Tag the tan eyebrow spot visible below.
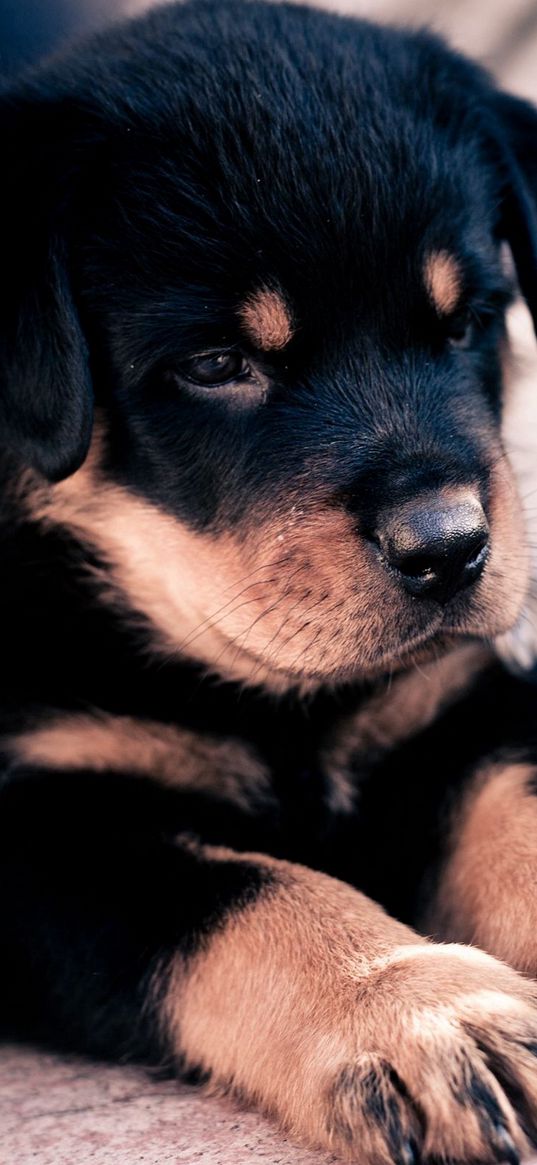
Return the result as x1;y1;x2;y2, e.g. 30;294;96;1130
424;251;461;316
238;287;293;351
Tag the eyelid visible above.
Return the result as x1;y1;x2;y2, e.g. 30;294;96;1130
444;287;513;335
163;351;270;404
181;349;250;386
187;346;237;360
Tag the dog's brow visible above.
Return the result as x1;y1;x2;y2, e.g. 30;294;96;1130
238;288;294;351
424;251;461;315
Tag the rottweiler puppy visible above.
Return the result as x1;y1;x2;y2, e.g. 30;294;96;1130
3;1;537;1160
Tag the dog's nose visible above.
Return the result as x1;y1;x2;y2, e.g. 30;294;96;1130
376;492;490;603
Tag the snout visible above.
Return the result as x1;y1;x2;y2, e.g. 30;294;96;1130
376;491;490;604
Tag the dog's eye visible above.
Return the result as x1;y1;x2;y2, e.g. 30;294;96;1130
160;349;268;405
180;350;250;387
446;311;473;350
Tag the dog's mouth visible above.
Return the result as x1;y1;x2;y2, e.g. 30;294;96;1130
206;606;473;691
352;626;456;679
204;455;527;690
197;542;526;690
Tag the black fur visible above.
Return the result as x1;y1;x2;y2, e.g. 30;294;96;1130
3;0;537;1148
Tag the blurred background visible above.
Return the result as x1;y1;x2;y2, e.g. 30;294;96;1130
1;0;537;101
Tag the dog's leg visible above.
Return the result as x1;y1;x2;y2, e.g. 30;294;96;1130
427;760;537;975
4;767;537;1162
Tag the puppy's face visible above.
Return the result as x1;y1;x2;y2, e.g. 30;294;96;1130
3;2;537;690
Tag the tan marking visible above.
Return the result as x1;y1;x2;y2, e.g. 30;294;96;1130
162;843;537;1160
428;762;537;974
238;287;293;351
21;413;527;693
9;714;269;811
424;251;461;315
323;643;491;795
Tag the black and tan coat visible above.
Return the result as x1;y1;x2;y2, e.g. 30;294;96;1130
3;2;537;1161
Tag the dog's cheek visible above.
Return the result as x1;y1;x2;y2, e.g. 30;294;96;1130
217;505;381;678
27;439;428;687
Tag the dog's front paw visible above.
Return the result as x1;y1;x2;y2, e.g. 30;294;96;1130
170;860;537;1163
315;944;537;1164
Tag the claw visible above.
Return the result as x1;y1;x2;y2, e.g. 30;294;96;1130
396;1136;420;1165
493;1123;520;1165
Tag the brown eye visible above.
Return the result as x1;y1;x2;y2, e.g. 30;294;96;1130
446;310;474;350
181;350;250;387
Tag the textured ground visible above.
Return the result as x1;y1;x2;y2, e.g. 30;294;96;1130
4;0;537;1162
1;1044;339;1165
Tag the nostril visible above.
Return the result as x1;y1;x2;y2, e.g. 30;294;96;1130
394;537;489;598
464;536;490;573
395;529;488;579
396;553;443;583
461;537;490;580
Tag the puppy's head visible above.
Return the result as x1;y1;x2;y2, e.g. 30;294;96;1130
3;0;537;690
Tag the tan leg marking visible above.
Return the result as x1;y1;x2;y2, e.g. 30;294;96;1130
429;762;537;974
424;250;461;315
163;846;537;1162
238;287;294;351
8;714;269;810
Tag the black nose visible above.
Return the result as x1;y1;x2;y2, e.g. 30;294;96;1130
376;492;490;603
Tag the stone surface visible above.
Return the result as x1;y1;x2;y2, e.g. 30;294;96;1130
0;1044;339;1165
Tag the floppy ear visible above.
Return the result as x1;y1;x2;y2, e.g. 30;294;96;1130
492;92;537;337
0;95;94;481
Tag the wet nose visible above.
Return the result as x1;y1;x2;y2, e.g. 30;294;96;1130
376;491;490;603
